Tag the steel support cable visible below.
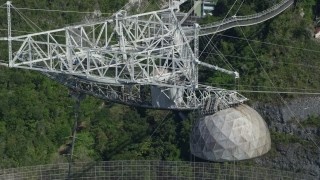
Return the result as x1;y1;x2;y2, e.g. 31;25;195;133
201;35;221;60
229;0;243;104
9;5;33;30
202;35;235;71
234;0;245;17
114;0;140;14
206;82;320;92
4;30;309;63
199;35;217;65
191;108;197;163
206;82;320;94
199;0;239;58
16;7;43;32
232;0;244;89
2;2;151;40
125;0;147;13
13;6;43;32
1;2;118;39
13;10;40;34
139;0;160;13
153;0;162;10
12;7;56;48
140;1;152;13
230;4;241;163
237;90;320;95
149;111;171;138
200;32;230;68
199;35;220;64
0;28;30;34
201;35;236;75
216;34;320;54
201;51;320;69
0;6;114;15
0;29;71;39
11;5;105;58
237;24;320;150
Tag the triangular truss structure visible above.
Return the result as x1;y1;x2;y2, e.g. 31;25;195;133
1;0;294;114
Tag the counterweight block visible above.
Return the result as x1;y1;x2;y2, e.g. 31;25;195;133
190;104;271;161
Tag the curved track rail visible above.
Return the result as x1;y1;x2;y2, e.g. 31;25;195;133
199;0;294;36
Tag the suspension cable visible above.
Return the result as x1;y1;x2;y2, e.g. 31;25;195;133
199;0;239;57
202;35;235;71
13;6;43;32
0;6;114;15
237;24;320;150
216;34;320;54
201;51;320;68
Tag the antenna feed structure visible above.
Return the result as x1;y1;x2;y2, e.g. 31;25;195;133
0;0;296;163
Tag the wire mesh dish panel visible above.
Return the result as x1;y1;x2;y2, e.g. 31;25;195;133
0;160;315;180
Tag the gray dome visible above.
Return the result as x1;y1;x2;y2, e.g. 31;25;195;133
190;104;271;162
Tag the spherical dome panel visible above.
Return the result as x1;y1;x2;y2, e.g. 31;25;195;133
190;104;271;162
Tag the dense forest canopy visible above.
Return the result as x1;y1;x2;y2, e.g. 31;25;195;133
0;0;319;170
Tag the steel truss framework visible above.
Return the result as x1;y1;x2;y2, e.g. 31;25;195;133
1;0;293;114
11;9;201;86
43;72;246;115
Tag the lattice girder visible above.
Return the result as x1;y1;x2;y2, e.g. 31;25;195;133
10;9;198;88
43;72;247;115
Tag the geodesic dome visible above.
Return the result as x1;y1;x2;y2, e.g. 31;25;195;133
190;104;271;162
